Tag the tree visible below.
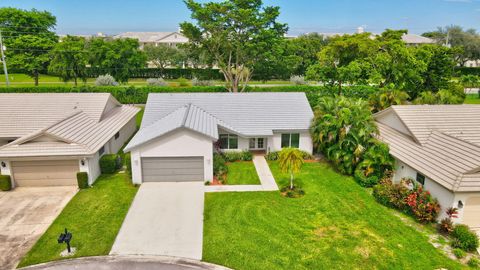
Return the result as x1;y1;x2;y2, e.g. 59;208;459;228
180;0;288;92
278;148;304;190
306;33;376;94
0;8;57;85
369;89;409;113
86;38;146;83
413;44;456;93
310;96;378;175
423;25;480;66
286;33;327;75
48;36;88;86
144;44;186;70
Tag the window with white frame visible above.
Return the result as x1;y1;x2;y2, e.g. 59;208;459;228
281;133;300;148
219;134;238;149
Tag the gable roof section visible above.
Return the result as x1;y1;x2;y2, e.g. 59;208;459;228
374;105;480;147
0;93;114;138
0;94;139;158
124;104;237;152
114;32;187;43
377;120;480;192
141;93;313;137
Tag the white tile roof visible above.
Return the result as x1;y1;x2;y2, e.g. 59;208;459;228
125;92;313;152
375;105;480;192
141;93;313;136
0;94;139;158
114;32;188;43
402;34;435;44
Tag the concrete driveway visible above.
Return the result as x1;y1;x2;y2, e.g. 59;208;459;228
0;187;77;270
110;182;204;260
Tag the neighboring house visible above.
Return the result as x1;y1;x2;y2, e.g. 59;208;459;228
375;105;480;230
0;93;139;187
114;32;189;49
401;34;435;46
124;93;314;184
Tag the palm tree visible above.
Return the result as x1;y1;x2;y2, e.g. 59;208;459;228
278;148;304;190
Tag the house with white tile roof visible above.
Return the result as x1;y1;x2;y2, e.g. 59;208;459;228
0;93;139;187
124;92;314;184
114;32;189;49
375;105;480;231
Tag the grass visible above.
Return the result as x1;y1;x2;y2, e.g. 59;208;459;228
465;94;480;104
202;161;465;270
225;161;261;185
18;173;138;268
136;107;144;128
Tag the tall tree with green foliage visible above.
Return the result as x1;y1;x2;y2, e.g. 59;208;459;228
0;8;57;85
180;0;288;92
286;33;327;76
423;25;480;66
278;148;304;190
306;33;376;94
144;44;186;70
413;44;456;93
48;36;88;86
86;38;146;83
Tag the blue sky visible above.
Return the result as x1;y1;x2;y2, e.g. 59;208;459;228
1;0;479;35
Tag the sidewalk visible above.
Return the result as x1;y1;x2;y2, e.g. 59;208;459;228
205;155;278;193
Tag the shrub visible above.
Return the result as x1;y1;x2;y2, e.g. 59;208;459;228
452;248;466;259
177;77;190;87
146;78;168;86
451;224;479;252
438;207;458;235
468;257;480;268
0;175;12;191
76;172;89;189
213;153;228;177
266;150;313;161
124;153;132;179
373;178;440;223
192;77;214;86
222;151;252;162
95;74;118;86
290;75;307;85
99;154;122;174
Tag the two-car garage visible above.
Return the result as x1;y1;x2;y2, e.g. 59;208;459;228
10;160;79;187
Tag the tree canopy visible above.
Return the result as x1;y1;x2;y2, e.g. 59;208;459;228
180;0;288;92
48;36;88;85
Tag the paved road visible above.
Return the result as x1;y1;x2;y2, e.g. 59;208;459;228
110;182;204;260
0;187;77;270
18;256;231;270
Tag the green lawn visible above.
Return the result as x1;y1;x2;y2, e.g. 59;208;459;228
202;161;464;270
18;173;138;268
465;94;480;104
226;161;261;185
136;107;144;128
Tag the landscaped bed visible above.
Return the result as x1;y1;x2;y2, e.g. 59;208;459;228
225;161;261;185
18;173;138;268
202;161;464;270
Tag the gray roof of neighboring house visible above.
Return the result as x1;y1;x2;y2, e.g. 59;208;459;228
114;32;187;43
0;93;139;158
401;34;435;44
125;92;313;151
375;105;480;192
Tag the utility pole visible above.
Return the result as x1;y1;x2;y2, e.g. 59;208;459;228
0;30;10;87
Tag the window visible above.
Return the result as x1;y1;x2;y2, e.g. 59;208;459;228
249;138;256;149
114;132;120;140
281;133;300;148
219;134;238;149
257;138;264;149
416;173;425;186
99;146;105;156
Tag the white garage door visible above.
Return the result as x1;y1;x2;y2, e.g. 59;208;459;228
463;197;480;230
142;157;204;182
12;160;79;187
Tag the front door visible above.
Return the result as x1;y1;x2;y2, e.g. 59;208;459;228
249;138;265;150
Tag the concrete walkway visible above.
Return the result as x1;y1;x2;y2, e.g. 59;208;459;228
19;255;232;270
110;182;204;260
205;155;278;193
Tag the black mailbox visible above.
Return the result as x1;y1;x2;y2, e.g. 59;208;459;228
58;228;73;253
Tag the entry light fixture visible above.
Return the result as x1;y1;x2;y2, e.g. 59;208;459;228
458;200;464;209
0;162;5;168
80;159;86;166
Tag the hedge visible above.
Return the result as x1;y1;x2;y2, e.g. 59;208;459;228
99;154;122;174
0;175;12;191
455;67;480;76
76;172;89;189
0;85;379;106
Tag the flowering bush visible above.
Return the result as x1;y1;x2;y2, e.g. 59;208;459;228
373;178;440;223
438;207;458;235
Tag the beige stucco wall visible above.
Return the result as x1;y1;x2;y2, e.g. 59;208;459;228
130;128;214;185
267;131;313;154
453;193;480;229
107;118;137;155
376;111;411;136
